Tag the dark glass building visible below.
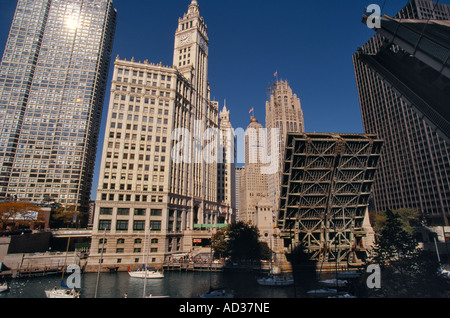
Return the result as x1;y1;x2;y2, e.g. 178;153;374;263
353;0;450;226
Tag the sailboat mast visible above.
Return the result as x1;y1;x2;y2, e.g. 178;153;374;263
61;236;71;282
143;226;152;298
95;229;107;298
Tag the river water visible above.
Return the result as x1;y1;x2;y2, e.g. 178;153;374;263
0;270;299;299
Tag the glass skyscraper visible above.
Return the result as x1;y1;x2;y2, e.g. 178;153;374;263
0;0;116;218
353;0;450;226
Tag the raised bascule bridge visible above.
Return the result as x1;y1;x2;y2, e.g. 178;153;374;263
277;133;383;269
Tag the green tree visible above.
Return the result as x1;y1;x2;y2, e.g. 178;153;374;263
370;209;449;297
226;222;261;262
50;205;80;228
373;209;418;266
211;229;227;257
258;241;272;261
0;202;44;230
212;222;269;264
374;208;421;235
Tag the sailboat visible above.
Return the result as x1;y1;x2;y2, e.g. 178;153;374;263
198;289;234;298
45;237;80;298
128;226;164;279
128;227;168;298
318;278;348;288
45;287;80;298
128;266;164;279
257;265;294;286
307;210;357;298
197;226;233;298
257;274;295;286
257;234;294;286
0;282;9;293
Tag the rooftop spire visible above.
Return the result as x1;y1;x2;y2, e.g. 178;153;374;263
187;0;200;15
189;0;199;9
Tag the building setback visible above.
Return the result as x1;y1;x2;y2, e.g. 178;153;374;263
90;0;234;269
0;0;117;219
234;167;244;221
239;117;269;225
217;104;236;220
265;80;304;213
353;0;450;226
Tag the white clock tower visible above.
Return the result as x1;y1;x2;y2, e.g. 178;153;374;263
173;0;209;92
172;1;221;227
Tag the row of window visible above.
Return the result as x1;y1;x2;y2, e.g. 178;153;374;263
99;208;163;216
100;238;159;245
112;108;169;119
100;193;165;202
98;219;162;232
117;68;172;82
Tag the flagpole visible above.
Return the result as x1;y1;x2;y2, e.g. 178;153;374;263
249;107;255;118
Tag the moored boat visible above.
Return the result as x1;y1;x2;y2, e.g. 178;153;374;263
45;288;80;298
257;275;294;286
0;282;9;293
319;278;348;287
128;267;164;279
336;270;361;279
306;288;338;298
438;264;450;278
198;289;234;298
145;294;170;298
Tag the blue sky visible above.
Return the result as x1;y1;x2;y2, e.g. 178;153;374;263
1;0;449;199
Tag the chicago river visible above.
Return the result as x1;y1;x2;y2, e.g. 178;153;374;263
0;271;297;298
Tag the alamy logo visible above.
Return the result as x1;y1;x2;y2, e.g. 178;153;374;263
366;264;381;289
170;121;280;175
366;4;381;29
66;264;81;289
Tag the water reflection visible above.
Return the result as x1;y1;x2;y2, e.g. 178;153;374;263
0;271;297;298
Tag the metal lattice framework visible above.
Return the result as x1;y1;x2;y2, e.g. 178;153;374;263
277;133;383;265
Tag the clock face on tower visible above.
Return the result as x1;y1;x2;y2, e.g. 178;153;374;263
180;33;191;45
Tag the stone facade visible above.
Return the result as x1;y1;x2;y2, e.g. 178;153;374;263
89;0;232;270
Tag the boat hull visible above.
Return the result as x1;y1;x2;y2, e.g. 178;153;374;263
45;289;80;298
257;277;294;286
319;279;348;287
306;289;338;298
128;271;164;279
198;290;234;298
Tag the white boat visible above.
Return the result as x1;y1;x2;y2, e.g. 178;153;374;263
198;289;234;298
145;294;170;298
257;275;294;286
45;288;80;298
306;288;339;298
45;237;82;298
328;293;357;298
438;264;450;278
0;283;9;293
128;268;164;279
319;278;348;287
336;270;361;279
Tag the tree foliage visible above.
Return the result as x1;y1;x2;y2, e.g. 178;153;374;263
0;202;44;230
372;209;419;266
373;208;421;235
212;222;270;263
50;205;80;228
369;209;450;297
